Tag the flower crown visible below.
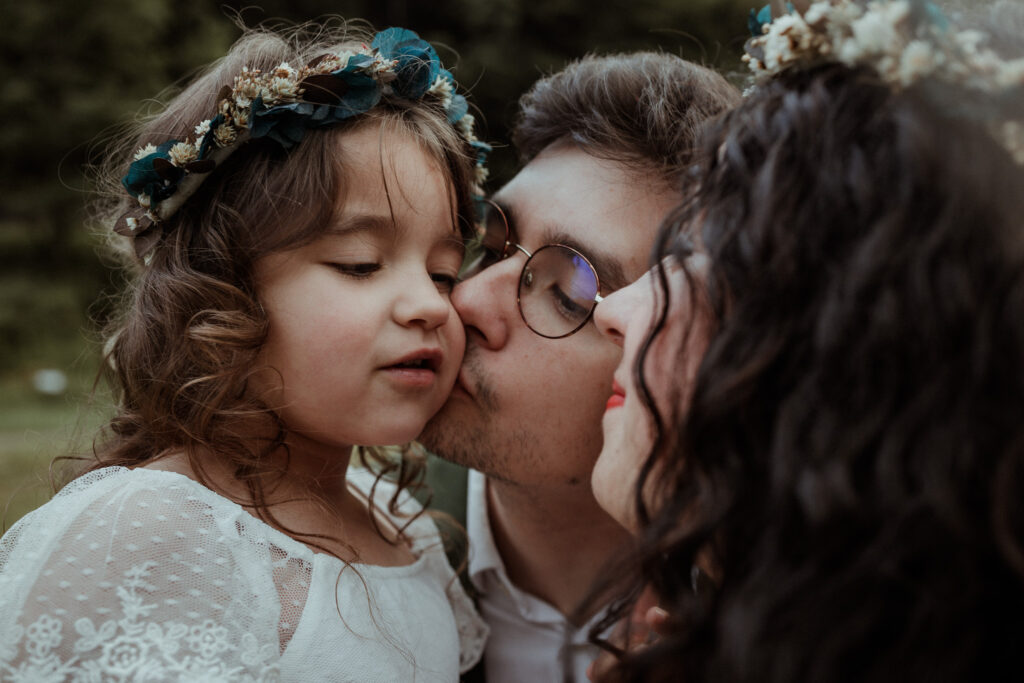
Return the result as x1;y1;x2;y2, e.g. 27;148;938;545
744;0;1024;163
116;27;491;258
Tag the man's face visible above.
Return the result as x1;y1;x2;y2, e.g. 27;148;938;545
420;143;679;490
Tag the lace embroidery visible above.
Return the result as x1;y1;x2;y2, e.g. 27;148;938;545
1;561;279;682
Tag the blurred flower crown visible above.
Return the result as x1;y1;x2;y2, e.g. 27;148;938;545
116;27;491;259
744;0;1024;163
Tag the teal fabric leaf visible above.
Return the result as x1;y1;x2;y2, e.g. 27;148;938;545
373;27;440;99
749;5;773;36
447;94;469;124
122;140;182;201
470;139;491;165
249;98;314;148
324;69;382;119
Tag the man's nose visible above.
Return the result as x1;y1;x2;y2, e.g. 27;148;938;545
452;256;524;350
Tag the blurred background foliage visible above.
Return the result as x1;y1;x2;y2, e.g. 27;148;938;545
0;0;749;527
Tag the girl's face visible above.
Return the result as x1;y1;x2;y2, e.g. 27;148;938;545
592;255;710;531
252;124;466;455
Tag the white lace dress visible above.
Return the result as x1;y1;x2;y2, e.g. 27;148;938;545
0;466;487;682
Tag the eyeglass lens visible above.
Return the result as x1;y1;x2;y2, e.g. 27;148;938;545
518;246;600;338
461;201;601;339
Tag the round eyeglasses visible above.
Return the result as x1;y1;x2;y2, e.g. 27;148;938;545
460;200;603;339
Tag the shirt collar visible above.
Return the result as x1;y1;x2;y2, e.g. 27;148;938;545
466;468;505;585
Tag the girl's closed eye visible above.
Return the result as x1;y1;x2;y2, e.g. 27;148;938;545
330;262;381;278
431;271;458;294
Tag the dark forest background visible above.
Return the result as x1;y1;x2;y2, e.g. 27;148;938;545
0;0;750;523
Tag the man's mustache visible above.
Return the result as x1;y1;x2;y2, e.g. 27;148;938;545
460;344;498;412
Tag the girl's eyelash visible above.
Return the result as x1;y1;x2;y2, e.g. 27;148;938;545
432;273;458;293
331;263;380;277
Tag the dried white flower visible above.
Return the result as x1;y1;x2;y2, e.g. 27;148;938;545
898;40;940;85
168;142;198;167
761;15;811;70
213;123;237;148
803;2;831;26
849;10;902;58
268;76;300;101
133;144;158;161
996;58;1024;90
457;113;477;141
272;62;297;80
372;56;400;82
428;75;454;109
194;120;212;138
474;163;489;186
233;68;264;109
233;108;250;129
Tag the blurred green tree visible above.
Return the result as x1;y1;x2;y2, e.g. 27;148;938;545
0;0;748;373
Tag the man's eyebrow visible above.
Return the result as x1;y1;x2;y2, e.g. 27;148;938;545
492;198;629;292
546;229;629;293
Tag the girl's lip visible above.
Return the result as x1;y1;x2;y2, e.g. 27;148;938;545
380;348;443;388
386;348;443;372
384;366;437;388
606;380;626;411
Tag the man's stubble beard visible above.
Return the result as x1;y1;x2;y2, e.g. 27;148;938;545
420;347;537;483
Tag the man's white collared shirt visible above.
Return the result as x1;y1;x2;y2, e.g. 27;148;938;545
466;469;606;683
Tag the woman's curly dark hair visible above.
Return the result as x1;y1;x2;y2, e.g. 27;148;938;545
591;62;1024;682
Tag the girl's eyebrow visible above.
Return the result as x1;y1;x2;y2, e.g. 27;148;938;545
327;213;465;255
324;214;396;237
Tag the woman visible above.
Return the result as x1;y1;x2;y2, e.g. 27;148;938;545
586;1;1024;681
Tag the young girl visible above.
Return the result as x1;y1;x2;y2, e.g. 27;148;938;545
0;21;489;681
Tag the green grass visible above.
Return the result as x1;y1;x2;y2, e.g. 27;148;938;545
0;364;110;531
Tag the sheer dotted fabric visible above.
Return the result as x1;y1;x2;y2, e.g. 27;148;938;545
0;467;487;682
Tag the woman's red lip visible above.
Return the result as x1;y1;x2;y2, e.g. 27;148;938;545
606;380;626;411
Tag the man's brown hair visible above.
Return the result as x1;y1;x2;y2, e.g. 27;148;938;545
513;52;741;189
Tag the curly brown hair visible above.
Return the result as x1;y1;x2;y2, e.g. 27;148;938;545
80;22;479;551
591;61;1024;682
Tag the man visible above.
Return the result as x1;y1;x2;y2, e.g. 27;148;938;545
420;52;740;682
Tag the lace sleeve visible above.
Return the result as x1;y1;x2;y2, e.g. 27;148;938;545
0;468;283;682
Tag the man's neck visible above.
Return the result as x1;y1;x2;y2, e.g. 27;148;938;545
486;477;632;624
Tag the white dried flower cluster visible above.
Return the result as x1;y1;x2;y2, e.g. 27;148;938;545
427;74;455;109
167;142;198;166
747;0;1024;90
133;144;158;161
745;0;1024;161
